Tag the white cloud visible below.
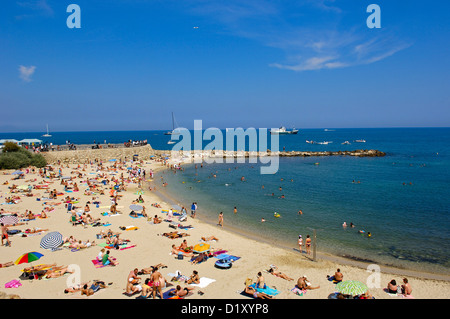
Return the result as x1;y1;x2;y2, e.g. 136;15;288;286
181;0;411;72
19;65;36;82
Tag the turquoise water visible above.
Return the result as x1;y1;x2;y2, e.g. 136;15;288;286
2;127;449;274
154;128;450;275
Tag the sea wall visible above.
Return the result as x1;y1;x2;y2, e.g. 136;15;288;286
41;144;156;164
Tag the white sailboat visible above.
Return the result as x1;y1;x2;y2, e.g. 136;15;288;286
42;124;52;137
164;112;180;136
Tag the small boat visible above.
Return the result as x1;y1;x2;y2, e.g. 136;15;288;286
354;139;366;143
270;126;299;135
316;141;333;145
342;141;351;145
306;140;315;144
167;140;176;145
42;124;52;137
164;112;180;135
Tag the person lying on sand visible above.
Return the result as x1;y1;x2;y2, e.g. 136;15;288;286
171;245;193;257
0;261;14;268
201;236;219;241
64;282;91;294
244;285;273;299
161;231;190;239
44;266;75;279
23;263;57;273
138;263;167;275
174;285;195;297
81;280;109;296
268;266;294;281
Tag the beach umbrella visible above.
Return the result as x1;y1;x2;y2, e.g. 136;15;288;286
193;243;210;254
109;159;117;162
12;170;24;175
129;204;143;211
0;215;19;225
40;232;63;250
135;190;144;195
335;280;368;296
14;252;44;265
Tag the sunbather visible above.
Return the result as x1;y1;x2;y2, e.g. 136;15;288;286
244;285;273;299
191;253;208;265
268;266;293;281
201;236;219;241
44;266;74;279
174;285;195;297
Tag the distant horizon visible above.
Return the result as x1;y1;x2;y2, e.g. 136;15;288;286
1;126;450;135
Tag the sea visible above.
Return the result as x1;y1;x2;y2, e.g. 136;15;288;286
1;127;449;275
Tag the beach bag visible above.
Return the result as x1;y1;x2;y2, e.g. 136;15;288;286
177;252;184;260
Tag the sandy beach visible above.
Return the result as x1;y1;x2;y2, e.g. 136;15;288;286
0;148;449;300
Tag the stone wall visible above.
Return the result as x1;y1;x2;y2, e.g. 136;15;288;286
41;144;157;164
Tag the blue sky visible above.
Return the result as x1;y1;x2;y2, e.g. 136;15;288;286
0;0;449;132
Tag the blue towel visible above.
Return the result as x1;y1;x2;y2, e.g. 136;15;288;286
214;254;241;262
250;283;280;296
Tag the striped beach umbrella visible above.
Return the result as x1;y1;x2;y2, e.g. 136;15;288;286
336;280;368;296
0;215;19;225
15;252;44;265
40;232;63;250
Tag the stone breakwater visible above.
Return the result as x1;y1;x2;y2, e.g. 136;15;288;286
41;144;385;164
42;144;156;164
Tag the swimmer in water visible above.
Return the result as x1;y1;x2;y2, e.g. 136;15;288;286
261;218;266;223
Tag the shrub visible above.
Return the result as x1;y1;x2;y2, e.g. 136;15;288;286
0;147;47;169
2;141;20;153
0;152;31;169
30;154;47;168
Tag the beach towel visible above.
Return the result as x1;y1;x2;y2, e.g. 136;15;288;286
291;287;307;296
249;283;280;296
91;257;117;268
189;277;216;289
212;250;228;256
5;279;22;288
98;242;136;251
120;226;138;231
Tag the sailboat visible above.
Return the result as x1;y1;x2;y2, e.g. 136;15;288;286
42;124;52;137
164;112;180;136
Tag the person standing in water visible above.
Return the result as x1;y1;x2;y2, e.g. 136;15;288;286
218;212;224;227
298;235;303;253
305;235;312;256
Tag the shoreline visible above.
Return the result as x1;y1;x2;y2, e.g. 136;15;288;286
41;144;450;282
150;171;450;282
